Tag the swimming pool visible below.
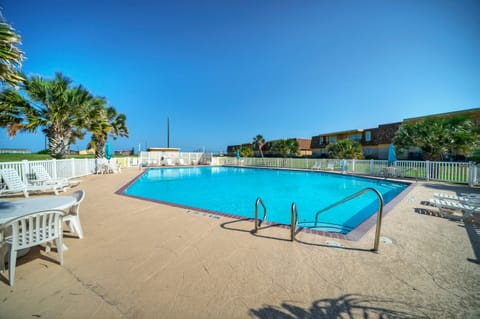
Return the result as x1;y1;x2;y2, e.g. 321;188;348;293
123;166;409;235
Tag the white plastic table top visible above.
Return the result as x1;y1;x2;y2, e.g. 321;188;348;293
0;195;76;225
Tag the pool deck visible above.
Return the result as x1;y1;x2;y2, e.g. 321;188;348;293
1;167;479;318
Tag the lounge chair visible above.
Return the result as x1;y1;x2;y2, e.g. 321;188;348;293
433;192;480;204
0;168;61;198
311;161;321;170
327;161;335;170
31;165;81;190
429;198;480;220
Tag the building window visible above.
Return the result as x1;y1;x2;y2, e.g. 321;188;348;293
365;131;371;142
349;134;361;142
365;148;372;155
328;136;336;143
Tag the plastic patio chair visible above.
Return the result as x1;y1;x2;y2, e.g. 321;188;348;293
1;209;65;286
63;190;86;239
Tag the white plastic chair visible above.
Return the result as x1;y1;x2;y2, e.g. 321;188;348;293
63;190;85;239
31;165;81;189
1;210;65;286
0;168;60;198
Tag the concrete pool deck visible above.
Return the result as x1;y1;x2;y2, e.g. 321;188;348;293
0;167;479;318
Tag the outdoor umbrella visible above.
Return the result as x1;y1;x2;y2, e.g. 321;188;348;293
388;144;397;165
105;142;112;160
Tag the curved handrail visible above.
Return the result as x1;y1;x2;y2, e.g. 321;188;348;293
254;197;267;233
314;187;384;252
291;202;298;241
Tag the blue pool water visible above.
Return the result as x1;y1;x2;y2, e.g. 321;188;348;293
123;166;408;234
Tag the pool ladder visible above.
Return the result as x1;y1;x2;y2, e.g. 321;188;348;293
314;187;384;252
254;187;385;251
254;197;298;241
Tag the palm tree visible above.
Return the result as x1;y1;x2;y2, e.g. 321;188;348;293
326;139;364;159
0;20;25;87
0;72;94;158
272;139;299;158
393;116;479;160
87;98;128;158
252;134;266;158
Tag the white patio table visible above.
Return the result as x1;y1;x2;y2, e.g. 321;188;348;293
0;195;76;261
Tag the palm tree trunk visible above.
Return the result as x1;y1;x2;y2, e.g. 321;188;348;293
47;127;72;159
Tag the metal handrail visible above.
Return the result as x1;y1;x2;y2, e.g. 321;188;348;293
291;202;298;241
314;187;384;252
254;197;267;233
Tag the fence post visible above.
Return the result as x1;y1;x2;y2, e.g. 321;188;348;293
425;160;430;181
51;159;57;179
370;159;374;174
468;162;476;187
352;159;356;173
21;160;29;182
71;158;76;177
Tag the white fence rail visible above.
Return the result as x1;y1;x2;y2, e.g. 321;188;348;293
139;152;212;166
0;157;139;184
217;157;480;186
1;156;478;186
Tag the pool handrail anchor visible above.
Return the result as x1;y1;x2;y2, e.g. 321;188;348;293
314;187;384;252
254;197;267;233
290;202;299;241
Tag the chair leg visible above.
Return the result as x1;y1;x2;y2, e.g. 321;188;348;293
70;217;84;239
8;248;17;286
0;243;7;273
55;237;64;266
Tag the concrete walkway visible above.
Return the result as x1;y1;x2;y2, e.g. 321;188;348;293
1;167;479;319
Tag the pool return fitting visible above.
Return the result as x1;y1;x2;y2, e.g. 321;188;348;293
253;187;385;252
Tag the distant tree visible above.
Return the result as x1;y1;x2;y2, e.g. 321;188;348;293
252;134;266;158
327;139;364;159
0;72;94;159
0;19;25;87
272;139;299;158
393;116;479;161
239;145;253;157
86;97;128;158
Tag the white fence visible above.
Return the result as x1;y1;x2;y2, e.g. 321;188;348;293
139;152;212;166
0;157;139;184
217;157;480;186
1;155;478;186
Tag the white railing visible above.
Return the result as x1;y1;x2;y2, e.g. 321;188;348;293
218;157;479;186
139;152;211;166
2;156;478;186
0;157;139;184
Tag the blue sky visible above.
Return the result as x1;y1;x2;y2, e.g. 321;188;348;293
1;0;479;153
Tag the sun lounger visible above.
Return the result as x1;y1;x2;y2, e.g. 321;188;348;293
31;165;81;189
311;161;321;170
429;198;480;221
433;193;480;205
0;168;61;198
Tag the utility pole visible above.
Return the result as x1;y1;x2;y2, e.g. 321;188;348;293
167;116;170;148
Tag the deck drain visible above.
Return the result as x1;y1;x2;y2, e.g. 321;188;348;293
380;236;393;244
325;240;343;248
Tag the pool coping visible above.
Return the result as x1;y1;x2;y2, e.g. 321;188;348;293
116;165;415;241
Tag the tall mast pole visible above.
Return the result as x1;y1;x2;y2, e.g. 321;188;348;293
167;116;170;148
